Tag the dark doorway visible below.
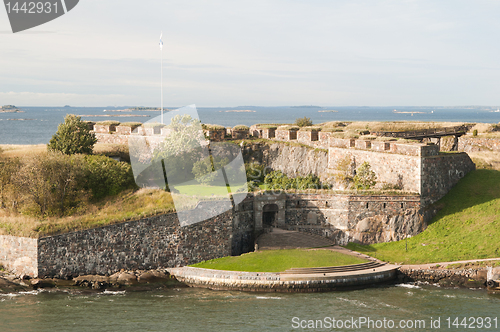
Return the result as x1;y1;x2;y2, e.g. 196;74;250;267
262;204;279;228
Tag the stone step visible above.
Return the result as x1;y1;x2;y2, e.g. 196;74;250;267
282;261;385;275
256;228;335;250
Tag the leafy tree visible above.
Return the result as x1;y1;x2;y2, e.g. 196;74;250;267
48;114;97;155
150;114;206;186
294;117;313;127
353;162;377;190
192;156;229;185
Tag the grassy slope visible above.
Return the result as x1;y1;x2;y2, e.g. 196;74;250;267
0;189;187;237
346;169;500;264
190;249;368;272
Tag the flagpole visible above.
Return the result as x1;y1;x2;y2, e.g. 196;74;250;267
160;32;163;124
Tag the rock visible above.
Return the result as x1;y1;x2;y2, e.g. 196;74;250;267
116;272;138;286
30;278;56;289
137;271;170;284
73;275;111;289
0;277;29;293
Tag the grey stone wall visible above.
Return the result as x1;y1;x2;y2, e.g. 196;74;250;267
458;137;500;153
282;193;427;245
0;235;38;277
328;146;422;192
37;208;233;278
232;197;255;255
421;153;475;204
242;142;330;181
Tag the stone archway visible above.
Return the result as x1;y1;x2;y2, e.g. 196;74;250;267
262;204;279;228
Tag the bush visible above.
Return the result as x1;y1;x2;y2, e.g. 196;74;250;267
353;162;377;190
233;125;249;131
48;114;97;155
245;162;267;183
264;170;321;190
0;156;20;209
82;155;137;200
13;152;87;216
294;117;313;127
333;156;354;189
473;129;478;136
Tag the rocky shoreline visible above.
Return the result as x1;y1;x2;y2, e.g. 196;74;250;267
398;261;500;292
2;261;500;294
0;269;183;294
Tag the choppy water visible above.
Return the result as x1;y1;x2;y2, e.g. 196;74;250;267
1;106;499;145
1;283;499;331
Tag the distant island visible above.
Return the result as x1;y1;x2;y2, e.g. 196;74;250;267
79;114;151;118
0;105;24;113
220;110;256;113
104;107;167;112
291;105;322;108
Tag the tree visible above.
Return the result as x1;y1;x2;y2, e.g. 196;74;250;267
48;114;97;155
294;116;313;127
353;162;377;190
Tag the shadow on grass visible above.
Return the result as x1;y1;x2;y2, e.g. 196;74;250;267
345;169;500;262
426;169;500;226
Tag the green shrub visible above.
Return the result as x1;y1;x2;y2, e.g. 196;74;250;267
264;170;321;190
245;162;266;183
353;162;377;190
333;155;354;189
82;155;137;200
294;117;313;127
48;114;97;155
473;129;478;136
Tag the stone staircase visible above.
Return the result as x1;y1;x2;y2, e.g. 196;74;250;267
256;228;335;250
281;261;385;275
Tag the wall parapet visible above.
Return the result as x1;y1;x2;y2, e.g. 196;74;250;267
328;137;439;156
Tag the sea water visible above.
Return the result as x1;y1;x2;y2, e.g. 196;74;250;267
0;284;499;331
1;106;499;145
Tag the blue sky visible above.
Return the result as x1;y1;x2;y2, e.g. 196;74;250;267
1;0;500;107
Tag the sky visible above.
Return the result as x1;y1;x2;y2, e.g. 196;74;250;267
1;0;500;107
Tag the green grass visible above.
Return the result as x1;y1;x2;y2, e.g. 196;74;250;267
346;169;500;264
190;249;368;272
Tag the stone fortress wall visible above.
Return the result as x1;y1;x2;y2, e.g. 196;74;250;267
0;122;479;278
0;191;429;278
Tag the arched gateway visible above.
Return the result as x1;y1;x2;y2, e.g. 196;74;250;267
262;203;279;228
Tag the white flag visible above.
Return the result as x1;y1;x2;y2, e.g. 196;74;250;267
159;32;163;50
